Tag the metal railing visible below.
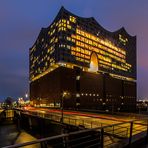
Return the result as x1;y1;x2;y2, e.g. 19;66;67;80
3;127;102;148
18;109;108;129
3;118;148;148
3;109;147;148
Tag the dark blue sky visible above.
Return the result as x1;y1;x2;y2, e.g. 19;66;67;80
0;0;148;101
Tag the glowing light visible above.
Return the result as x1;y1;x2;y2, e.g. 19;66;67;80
89;52;98;72
25;93;28;98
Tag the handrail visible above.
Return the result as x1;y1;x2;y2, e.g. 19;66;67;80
3;118;146;148
5;108;147;148
3;133;66;148
0;119;125;148
3;127;101;148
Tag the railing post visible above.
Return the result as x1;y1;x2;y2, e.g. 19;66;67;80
61;129;68;148
63;135;69;148
40;141;48;148
17;112;21;132
129;121;133;147
100;128;104;148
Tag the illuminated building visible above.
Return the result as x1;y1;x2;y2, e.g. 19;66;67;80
30;7;136;112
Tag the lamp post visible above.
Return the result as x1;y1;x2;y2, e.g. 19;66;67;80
60;91;71;123
61;92;67;123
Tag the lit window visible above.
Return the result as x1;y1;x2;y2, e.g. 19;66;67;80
76;76;80;80
69;16;76;23
76;93;80;97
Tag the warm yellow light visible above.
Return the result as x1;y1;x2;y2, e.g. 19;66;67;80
89;52;98;72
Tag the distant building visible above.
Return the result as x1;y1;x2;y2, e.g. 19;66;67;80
29;7;136;112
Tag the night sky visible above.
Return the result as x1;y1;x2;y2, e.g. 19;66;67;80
0;0;148;101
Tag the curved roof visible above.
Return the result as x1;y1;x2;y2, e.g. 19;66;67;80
30;6;136;49
60;6;135;38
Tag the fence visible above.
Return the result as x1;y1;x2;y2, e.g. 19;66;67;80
3;109;148;148
17;109;110;129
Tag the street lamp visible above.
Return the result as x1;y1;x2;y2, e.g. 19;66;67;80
61;92;66;123
25;93;28;98
60;91;71;123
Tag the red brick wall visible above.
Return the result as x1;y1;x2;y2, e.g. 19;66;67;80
30;67;136;112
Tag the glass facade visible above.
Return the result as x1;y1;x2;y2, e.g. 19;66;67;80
30;7;136;82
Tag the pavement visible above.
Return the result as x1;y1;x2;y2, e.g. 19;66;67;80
0;121;40;148
14;131;40;148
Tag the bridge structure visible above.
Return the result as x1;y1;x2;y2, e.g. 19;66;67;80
1;108;148;148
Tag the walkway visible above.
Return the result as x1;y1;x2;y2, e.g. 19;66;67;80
0;121;39;148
